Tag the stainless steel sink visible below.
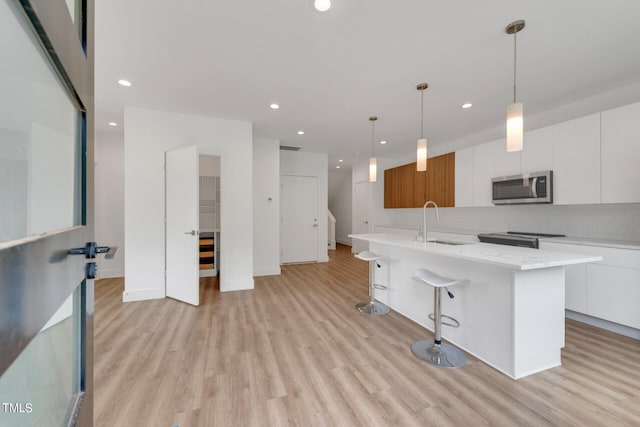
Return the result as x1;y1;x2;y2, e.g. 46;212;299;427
431;239;470;246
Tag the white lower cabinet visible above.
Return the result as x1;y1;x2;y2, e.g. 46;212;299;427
564;263;587;313
587;264;640;329
541;241;640;329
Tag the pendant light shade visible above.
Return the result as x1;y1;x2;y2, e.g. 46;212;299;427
506;20;525;152
369;116;378;183
507;102;523;152
416;83;428;171
369;157;377;182
314;0;331;12
417;138;427;171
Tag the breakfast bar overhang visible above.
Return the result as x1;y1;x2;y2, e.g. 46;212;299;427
349;233;602;379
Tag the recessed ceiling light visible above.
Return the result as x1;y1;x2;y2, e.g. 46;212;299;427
338;159;343;162
108;122;118;126
297;131;304;135
314;0;331;12
336;165;341;169
461;103;473;109
380;140;387;145
270;103;280;110
117;79;132;87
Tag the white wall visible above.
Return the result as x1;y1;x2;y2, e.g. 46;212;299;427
95;131;125;277
280;150;329;262
328;171;352;246
124;107;253;301
253;137;280;276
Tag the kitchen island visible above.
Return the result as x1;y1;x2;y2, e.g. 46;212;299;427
349;233;602;379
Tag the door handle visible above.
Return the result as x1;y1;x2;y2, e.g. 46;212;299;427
364;221;368;224
312;224;319;227
184;230;199;235
69;242;117;259
68;242;119;279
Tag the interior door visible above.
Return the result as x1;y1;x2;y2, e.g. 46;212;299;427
281;175;319;263
0;0;95;426
353;181;371;253
165;146;200;306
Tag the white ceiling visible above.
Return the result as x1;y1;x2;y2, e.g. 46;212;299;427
95;0;640;171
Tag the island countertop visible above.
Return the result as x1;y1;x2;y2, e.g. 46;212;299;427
349;233;602;271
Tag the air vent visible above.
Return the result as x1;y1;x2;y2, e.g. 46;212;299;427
279;145;301;151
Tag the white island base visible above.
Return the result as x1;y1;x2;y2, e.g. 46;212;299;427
350;234;601;379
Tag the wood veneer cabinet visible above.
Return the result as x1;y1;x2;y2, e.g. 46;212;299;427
384;152;455;208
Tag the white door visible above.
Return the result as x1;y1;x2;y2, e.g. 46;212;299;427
166;146;199;306
353;181;371;253
0;1;96;424
281;175;318;263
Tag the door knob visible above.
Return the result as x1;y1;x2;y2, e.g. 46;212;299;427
312;224;318;227
184;230;198;235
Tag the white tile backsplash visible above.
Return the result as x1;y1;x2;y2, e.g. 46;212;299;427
377;203;640;242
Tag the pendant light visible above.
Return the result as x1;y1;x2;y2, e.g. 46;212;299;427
416;83;428;171
506;20;525;152
369;116;378;182
314;0;331;12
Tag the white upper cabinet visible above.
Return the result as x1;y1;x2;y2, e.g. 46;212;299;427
472;141;495;206
492;138;521;177
454;146;473;207
521;126;553;173
552;114;601;205
601;101;640;203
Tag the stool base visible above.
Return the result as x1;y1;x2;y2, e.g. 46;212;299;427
355;301;390;316
411;340;466;368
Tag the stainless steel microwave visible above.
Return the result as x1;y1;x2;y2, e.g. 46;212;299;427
492;171;553;205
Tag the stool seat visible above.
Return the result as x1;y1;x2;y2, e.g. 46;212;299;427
411;268;467;369
354;250;383;262
354;250;390;316
412;268;467;288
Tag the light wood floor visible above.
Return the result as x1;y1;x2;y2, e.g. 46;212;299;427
95;244;640;427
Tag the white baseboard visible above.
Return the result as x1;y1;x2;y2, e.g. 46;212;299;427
122;287;165;302
318;255;329;263
97;268;124;279
220;277;254;292
336;238;352;246
565;310;640;339
254;267;281;276
199;269;217;277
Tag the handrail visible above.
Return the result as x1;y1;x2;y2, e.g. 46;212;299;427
328;209;336;250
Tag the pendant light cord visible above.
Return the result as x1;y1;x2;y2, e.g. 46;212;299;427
513;31;517;103
420;89;424;138
371;120;375;157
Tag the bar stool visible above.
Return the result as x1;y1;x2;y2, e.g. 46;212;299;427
354;250;390;316
411;268;467;368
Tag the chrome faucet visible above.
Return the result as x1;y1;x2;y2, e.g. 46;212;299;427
419;200;439;244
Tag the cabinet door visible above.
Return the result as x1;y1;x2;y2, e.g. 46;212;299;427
540;242;587;313
384;167;401;208
414;168;427;207
587;264;640;329
601;101;640;203
472;141;495;206
399;163;416;208
455;147;473;207
426;152;455;207
521;126;553;173
493;138;521;177
552;114;601;205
